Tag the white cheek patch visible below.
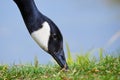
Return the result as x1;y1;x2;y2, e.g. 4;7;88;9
31;21;50;51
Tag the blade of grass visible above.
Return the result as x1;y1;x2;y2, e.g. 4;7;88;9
65;42;74;65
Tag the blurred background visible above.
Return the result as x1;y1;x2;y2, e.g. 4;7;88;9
0;0;120;65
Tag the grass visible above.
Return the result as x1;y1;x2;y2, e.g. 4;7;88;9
0;45;120;80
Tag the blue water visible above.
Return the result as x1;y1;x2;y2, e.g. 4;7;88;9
0;0;120;65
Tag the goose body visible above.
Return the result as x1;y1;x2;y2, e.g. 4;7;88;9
13;0;68;69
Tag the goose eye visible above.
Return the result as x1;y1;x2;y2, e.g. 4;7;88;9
52;33;57;40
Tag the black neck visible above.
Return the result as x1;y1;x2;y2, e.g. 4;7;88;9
14;0;43;33
15;1;40;27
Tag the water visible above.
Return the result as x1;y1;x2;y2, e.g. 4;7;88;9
0;0;120;64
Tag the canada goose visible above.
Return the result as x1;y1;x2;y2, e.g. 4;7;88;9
13;0;68;70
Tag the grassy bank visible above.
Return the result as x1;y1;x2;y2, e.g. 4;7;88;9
0;47;120;80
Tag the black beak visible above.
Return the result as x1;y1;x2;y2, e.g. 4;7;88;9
51;49;68;70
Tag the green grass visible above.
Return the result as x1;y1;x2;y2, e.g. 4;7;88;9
0;46;120;80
